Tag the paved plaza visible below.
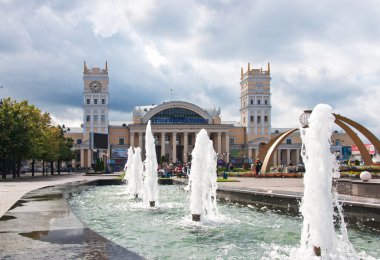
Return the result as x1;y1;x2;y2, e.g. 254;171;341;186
0;173;117;217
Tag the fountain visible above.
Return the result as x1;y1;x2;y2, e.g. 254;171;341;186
123;147;134;182
295;104;358;258
67;109;379;259
126;147;144;198
143;120;159;207
187;129;218;221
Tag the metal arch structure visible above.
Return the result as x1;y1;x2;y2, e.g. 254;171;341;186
260;113;380;173
258;133;283;162
261;128;299;174
333;114;380;156
334;118;372;165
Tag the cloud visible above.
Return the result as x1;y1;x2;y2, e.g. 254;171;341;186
0;0;380;138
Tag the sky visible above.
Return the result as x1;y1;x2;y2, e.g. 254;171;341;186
1;0;380;136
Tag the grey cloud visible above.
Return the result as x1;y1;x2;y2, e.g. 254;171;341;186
1;0;380;137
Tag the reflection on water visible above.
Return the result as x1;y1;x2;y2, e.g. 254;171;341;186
20;228;85;244
0;215;16;221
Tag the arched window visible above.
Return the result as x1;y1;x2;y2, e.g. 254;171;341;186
150;108;208;125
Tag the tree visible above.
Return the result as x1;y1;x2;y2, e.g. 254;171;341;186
0;98;43;178
56;126;75;174
0;98;75;179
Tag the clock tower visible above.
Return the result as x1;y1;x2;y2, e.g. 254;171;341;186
240;62;272;142
83;61;109;134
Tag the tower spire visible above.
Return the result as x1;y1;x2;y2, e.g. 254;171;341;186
248;62;251;72
83;61;87;73
267;62;270;73
241;67;243;79
105;61;108;72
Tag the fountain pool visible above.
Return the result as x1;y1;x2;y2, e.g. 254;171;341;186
67;185;379;259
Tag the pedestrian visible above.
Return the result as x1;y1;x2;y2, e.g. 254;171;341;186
255;157;262;177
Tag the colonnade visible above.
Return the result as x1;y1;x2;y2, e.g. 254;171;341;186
248;147;302;166
130;130;230;163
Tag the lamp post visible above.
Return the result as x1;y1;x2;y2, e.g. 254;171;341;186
299;110;312;128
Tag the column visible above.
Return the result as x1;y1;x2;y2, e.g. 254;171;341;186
87;149;92;167
80;149;85;167
90;109;94;133
261;110;265;135
273;150;277;166
172;132;177;163
225;133;230;163
296;149;300;165
161;132;166;159
183;132;188;163
248;148;252;161
277;149;282;165
217;132;222;155
254;110;258;134
130;132;135;147
247;111;250;133
286;149;290;166
138;132;143;148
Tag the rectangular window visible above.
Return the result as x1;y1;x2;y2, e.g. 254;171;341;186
102;99;105;104
101;115;105;121
257;99;261;105
76;139;82;144
264;100;268;105
229;138;235;145
94;99;98;104
335;139;341;146
119;138;125;145
86;99;90;104
286;138;292;144
86;115;90;122
257;116;261;123
94;115;98;121
264;116;268;122
250;100;253;105
250;116;254;122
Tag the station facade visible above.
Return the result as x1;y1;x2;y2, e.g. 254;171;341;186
66;62;355;170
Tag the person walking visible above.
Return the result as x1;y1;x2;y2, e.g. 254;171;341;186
255;157;262;177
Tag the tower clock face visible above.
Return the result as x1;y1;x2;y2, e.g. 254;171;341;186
89;81;102;93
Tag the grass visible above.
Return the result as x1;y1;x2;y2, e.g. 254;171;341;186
217;178;240;182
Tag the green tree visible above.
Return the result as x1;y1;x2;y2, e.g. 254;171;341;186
56;125;75;174
0;98;46;178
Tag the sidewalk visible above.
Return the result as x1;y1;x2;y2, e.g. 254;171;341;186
0;172;118;217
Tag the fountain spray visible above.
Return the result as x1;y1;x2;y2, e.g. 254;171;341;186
297;104;358;259
143;120;159;207
188;129;218;221
126;147;144;198
123;147;134;183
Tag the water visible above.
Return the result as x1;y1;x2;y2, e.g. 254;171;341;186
67;185;380;259
296;104;361;259
123;147;134;182
126;147;144;198
187;129;218;221
143;120;159;206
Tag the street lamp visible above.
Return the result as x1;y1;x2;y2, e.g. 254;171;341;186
299;110;312;128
